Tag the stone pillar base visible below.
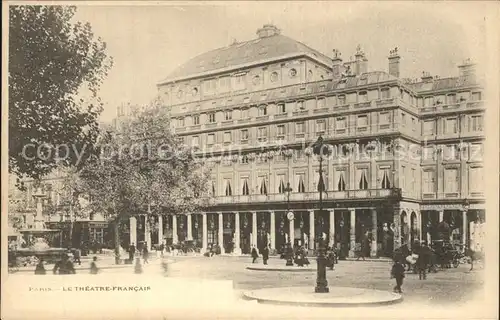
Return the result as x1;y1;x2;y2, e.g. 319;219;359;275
233;248;242;255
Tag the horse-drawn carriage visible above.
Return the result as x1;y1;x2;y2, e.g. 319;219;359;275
430;240;465;269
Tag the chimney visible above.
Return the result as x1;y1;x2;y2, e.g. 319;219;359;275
354;45;368;74
458;58;476;82
421;71;433;83
256;24;281;38
331;49;343;79
388;47;400;78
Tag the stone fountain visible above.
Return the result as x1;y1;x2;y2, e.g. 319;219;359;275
15;188;67;264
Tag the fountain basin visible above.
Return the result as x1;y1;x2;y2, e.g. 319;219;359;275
13;248;68;265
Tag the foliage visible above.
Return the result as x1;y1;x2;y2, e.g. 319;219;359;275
71;99;213;256
9;5;113;183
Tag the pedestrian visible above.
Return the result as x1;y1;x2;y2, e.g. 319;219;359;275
73;248;81;265
262;245;269;265
34;259;46;275
251;246;259;263
129;242;136;263
391;259;405;293
53;254;76;275
416;242;430;280
355;242;365;261
143;245;149;264
159;243;165;258
90;256;99;274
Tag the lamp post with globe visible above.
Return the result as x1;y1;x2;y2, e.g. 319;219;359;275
284;182;294;266
313;136;331;293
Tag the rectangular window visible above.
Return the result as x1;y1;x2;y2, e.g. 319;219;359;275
277;125;285;137
335;170;347;191
315;120;326;134
257;127;267;141
241;177;250;195
422;146;435;161
192;136;200;147
471;115;484;131
357;115;368;127
471;92;482;101
336;117;346;129
295;122;305;134
401;113;406;126
447;94;456;104
444;145;460;161
203;79;217;95
411;117;416;131
411;168;416;192
224;179;233;196
445;118;458;134
258;105;267;116
207;134;215;146
295;173;306;193
240;129;249;142
297;101;305;110
422;170;435;193
193;115;200;125
380;88;390;99
223;132;231;143
356;168;369;190
337;95;346;105
277;174;286;193
444;168;459;193
241;108;249;119
177;118;185;127
358;91;368;102
424;96;433;107
469;167;484;193
379;112;390;124
423;120;435;135
224;110;232;121
219;77;231;93
277;103;286;114
232;74;246;91
317;98;326;108
208;113;216;123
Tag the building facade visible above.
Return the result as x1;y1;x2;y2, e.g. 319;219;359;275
147;25;485;257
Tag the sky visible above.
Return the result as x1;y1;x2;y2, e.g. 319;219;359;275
72;2;492;123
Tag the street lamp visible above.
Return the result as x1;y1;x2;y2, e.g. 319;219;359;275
284;182;294;266
313;135;330;293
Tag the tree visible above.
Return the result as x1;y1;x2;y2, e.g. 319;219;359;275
74;100;212;263
9;5;113;183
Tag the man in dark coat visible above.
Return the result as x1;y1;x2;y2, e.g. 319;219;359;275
391;260;405;293
262;245;269;265
417;242;431;280
34;259;46;275
129;243;136;263
142;245;149;264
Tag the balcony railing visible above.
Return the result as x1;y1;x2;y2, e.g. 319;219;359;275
212;189;400;205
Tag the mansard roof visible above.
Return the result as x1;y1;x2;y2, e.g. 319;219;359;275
160;33;332;84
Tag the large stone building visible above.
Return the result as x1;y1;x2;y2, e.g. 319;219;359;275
148;24;485;257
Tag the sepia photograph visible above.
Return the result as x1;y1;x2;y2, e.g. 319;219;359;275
2;1;499;319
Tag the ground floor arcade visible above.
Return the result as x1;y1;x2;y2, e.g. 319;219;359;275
127;201;485;258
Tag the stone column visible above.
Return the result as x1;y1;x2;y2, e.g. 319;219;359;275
158;215;163;244
187;214;193;240
349;208;356;258
172;215;178;244
251;211;257;248
269;211;276;250
328;209;335;248
417;211;423;242
393;208;401;250
439;210;444;222
462;210;468;251
218;212;223;247
202;213;208;253
234;212;241;254
370;208;378;258
129;216;137;245
289;213;295;245
309;209;315;250
145;215;152;251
